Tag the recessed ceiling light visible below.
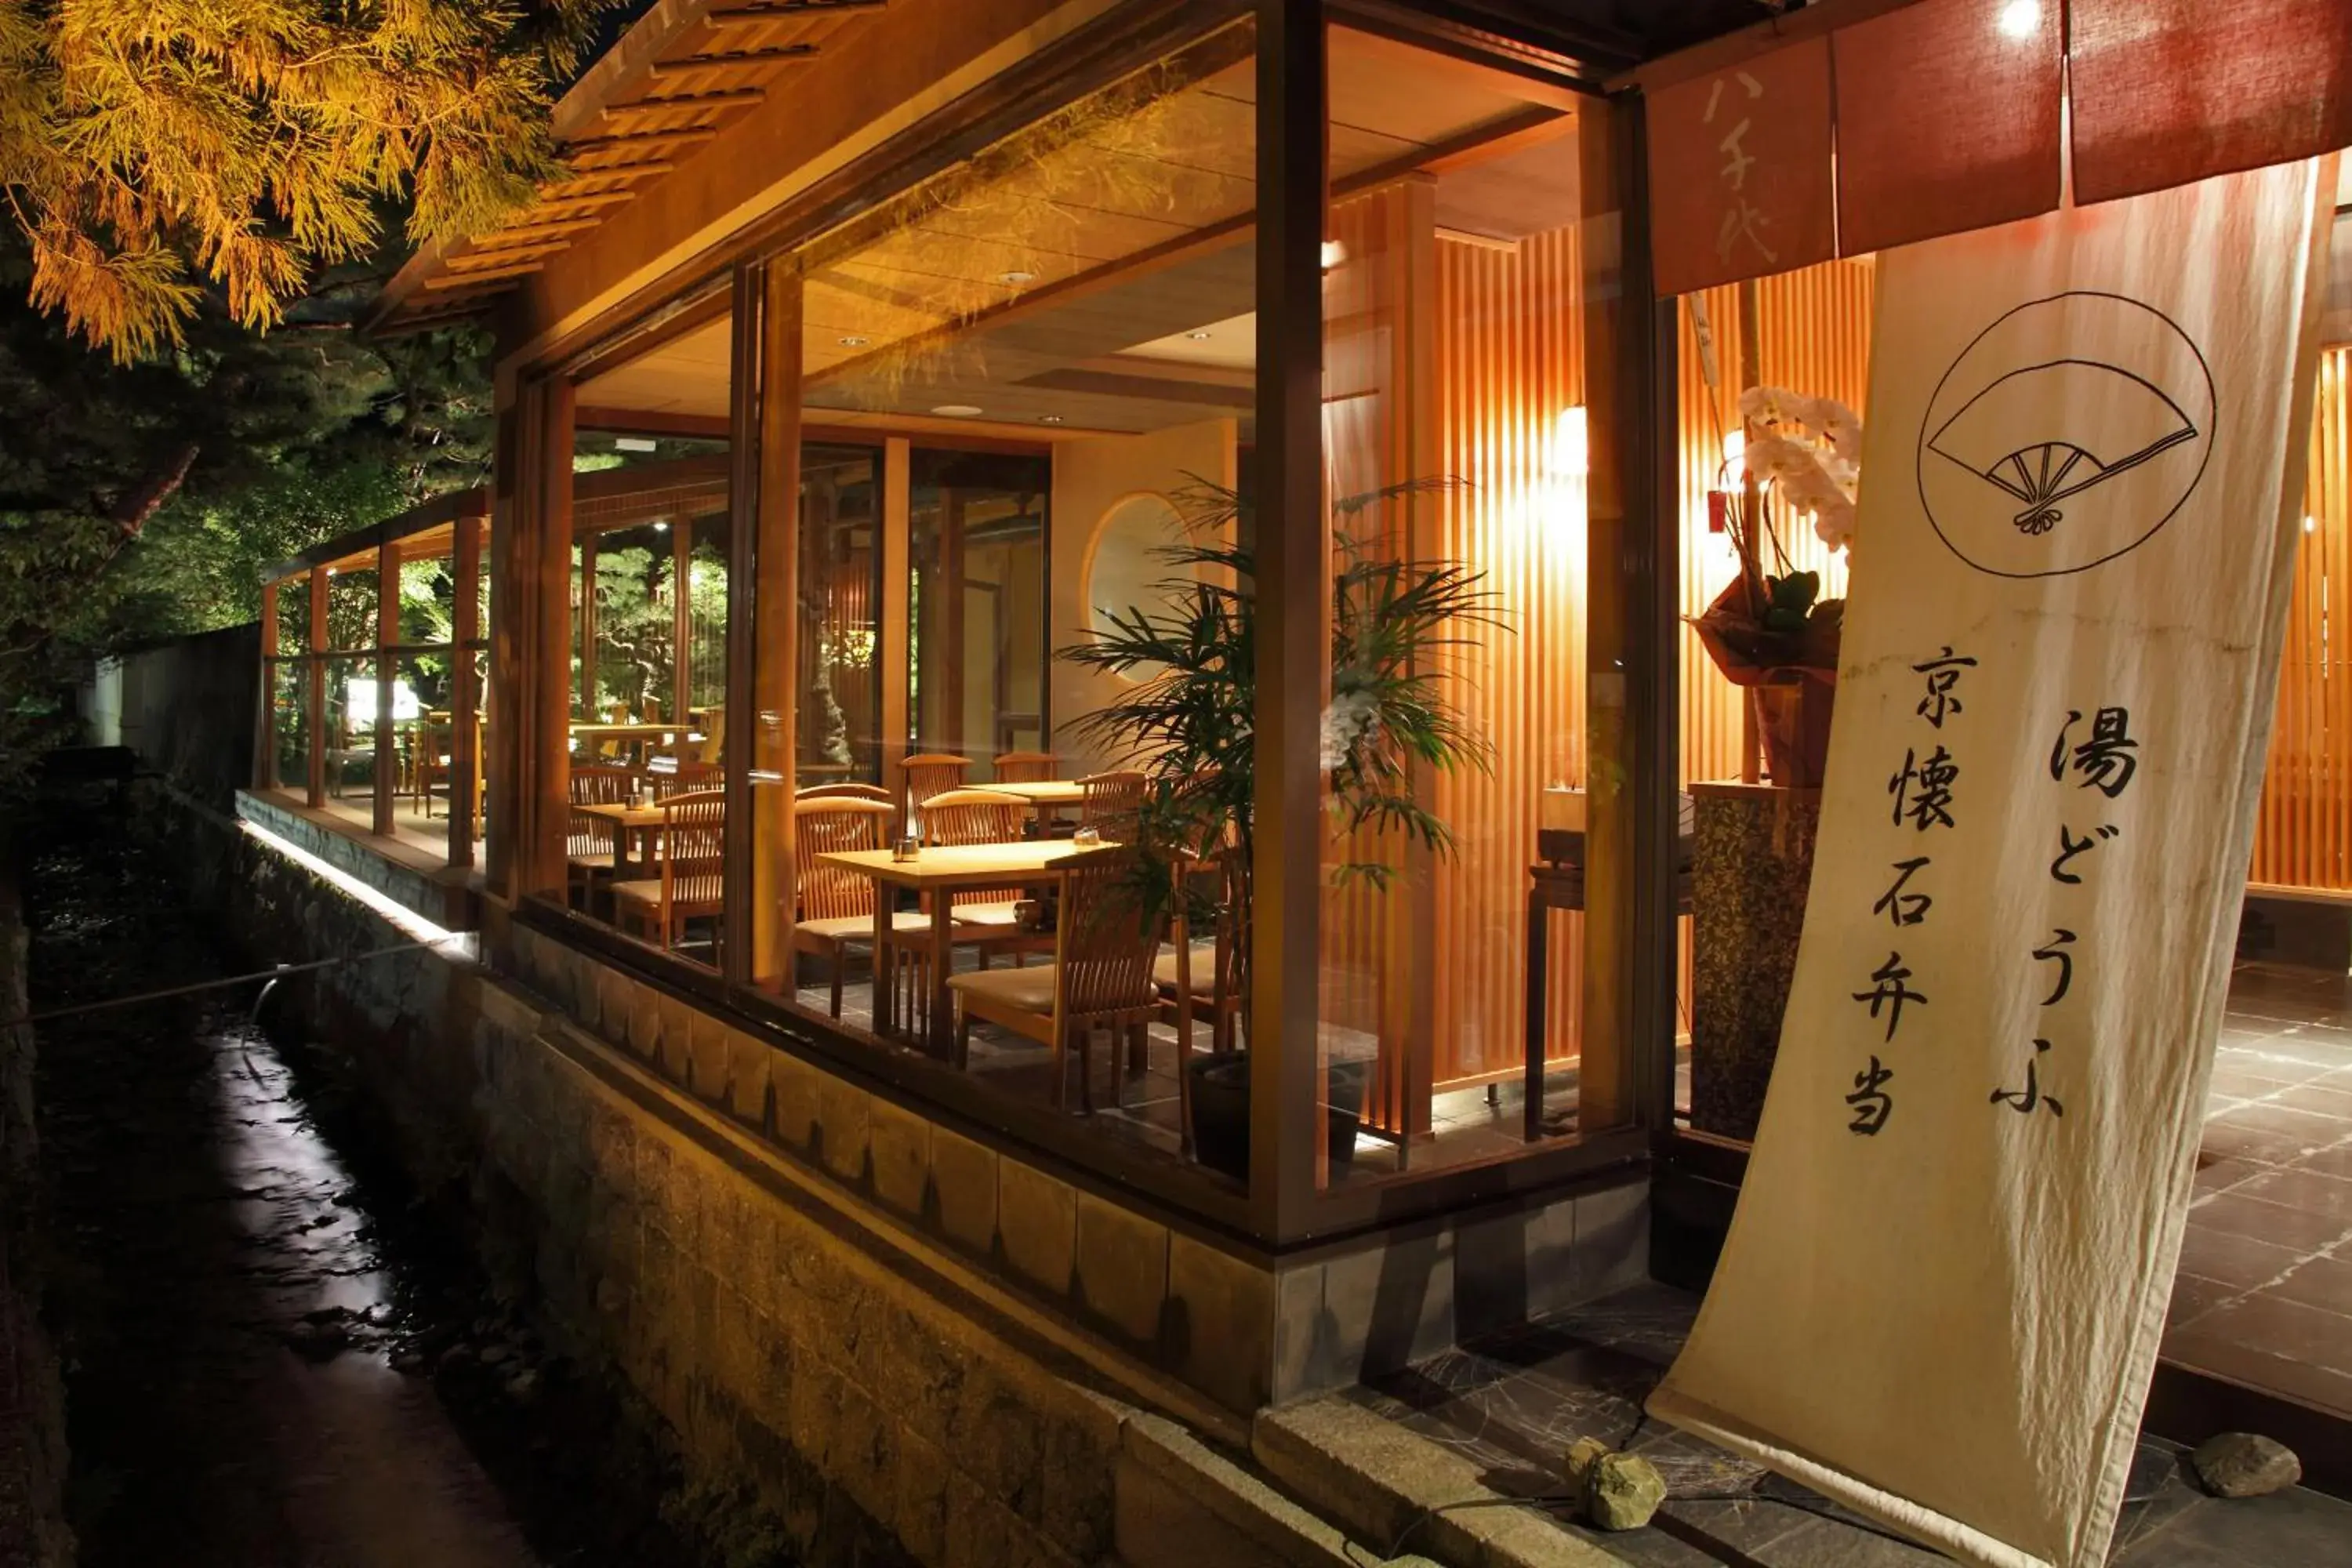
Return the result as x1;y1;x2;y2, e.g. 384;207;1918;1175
1185;329;1214;341
998;270;1036;286
613;436;659;452
1040;414;1065;425
652;520;670;532
931;404;983;417
837;335;869;347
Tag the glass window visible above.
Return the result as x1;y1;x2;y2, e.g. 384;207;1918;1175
1309;26;1597;1190
799;443;884;782
909;448;1049;771
546;305;739;970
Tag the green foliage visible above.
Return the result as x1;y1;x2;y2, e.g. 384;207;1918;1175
1059;477;1505;1029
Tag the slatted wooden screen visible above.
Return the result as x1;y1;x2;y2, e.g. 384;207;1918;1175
2252;344;2352;895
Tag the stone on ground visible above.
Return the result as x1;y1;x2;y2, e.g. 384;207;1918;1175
2190;1432;2301;1498
1584;1452;1665;1531
1563;1436;1610;1491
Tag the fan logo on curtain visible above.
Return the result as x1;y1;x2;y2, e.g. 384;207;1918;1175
1918;292;2216;579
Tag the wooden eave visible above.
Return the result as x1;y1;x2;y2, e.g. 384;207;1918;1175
263;487;493;583
366;0;895;335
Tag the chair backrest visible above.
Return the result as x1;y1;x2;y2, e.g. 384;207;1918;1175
901;752;970;806
1078;770;1147;840
797;782;892;803
1053;851;1160;1024
652;762;722;799
992;751;1058;785
918;788;1025;848
793;797;893;922
568;764;634;854
660;789;728;909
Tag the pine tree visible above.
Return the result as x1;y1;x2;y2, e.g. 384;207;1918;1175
0;0;618;361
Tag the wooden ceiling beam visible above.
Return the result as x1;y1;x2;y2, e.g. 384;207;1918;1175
562;127;721;157
703;0;886;28
597;87;767;123
469;217;603;249
424;263;546;290
648;45;818;79
544;161;677;192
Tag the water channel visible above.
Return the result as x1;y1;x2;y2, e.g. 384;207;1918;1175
23;808;723;1567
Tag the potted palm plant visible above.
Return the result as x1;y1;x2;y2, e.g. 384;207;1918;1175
1060;479;1504;1180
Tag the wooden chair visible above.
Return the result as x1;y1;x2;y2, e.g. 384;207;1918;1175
1078;770;1147;840
788;797;927;1018
900;753;970;809
948;851;1161;1110
992;751;1058;784
798;782;892;803
652;762;722;799
612;789;726;958
568;764;635;907
1154;849;1245;1056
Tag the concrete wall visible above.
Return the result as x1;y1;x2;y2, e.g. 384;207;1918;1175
116;623;260;808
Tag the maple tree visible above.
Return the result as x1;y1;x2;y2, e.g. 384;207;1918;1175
0;0;616;362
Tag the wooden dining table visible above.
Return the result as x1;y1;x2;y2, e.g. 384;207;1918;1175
817;839;1112;1056
575;798;713;877
986;779;1085;808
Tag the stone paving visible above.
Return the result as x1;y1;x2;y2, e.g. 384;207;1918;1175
1345;1281;2352;1566
2169;959;2352;1419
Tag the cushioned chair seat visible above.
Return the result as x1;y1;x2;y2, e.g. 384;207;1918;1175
611;878;660;909
1152;944;1218;989
799;910;930;941
946;964;1057;1015
568;851;615;873
951;900;1025;928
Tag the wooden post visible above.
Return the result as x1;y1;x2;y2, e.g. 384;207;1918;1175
880;437;913;826
720;263;764;985
1577;93;1672;1134
1250;0;1327;1240
256;579;278;791
528;380;578;898
375;540;400;836
578;532;600;720
486;388;524;899
1737;278;1763;784
306;568;328;808
941;488;965;753
754;263;805;989
450;511;482;868
673;509;694;731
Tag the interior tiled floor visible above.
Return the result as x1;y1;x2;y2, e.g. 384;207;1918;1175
1348;1281;2351;1566
2167;960;2352;1420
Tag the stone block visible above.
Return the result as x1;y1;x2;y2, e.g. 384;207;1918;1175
1167;1232;1273;1414
867;1098;931;1219
942;1469;1016;1568
688;1008;731;1105
1073;1192;1169;1347
829;1376;898;1526
656;993;691;1076
789;1343;843;1471
997;1160;1076;1298
894;1427;952;1568
1291;1225;1454;1395
815;1073;871;1188
726;1030;771;1127
1039;1406;1119;1562
769;1051;819;1152
951;1365;1046;1523
626;983;662;1059
597;966;633;1044
1570;1178;1650;1305
928;1127;999;1257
